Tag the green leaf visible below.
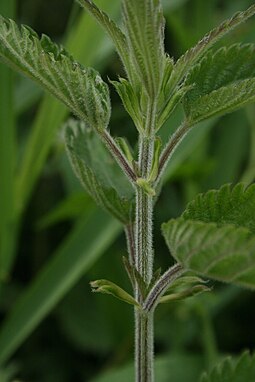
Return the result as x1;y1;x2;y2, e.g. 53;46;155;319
200;351;255;382
76;0;134;81
111;78;144;132
0;209;121;365
0;16;111;130
183;183;255;231
160;275;210;303
90;279;140;307
184;44;255;123
157;83;193;130
16;1;119;218
160;284;210;303
122;256;147;299
122;0;166;96
65;119;134;224
162;183;255;289
169;4;255;90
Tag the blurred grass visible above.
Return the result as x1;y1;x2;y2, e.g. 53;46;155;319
0;0;16;280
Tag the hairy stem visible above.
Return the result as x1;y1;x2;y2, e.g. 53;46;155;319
144;264;184;313
135;311;154;382
135;188;154;284
101;130;137;183
134;100;157;382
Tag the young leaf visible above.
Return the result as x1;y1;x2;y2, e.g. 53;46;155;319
169;4;255;90
200;351;255;382
184;44;255;123
0;16;111;131
122;0;166;96
122;256;147;299
160;284;210;303
156;84;193;130
76;0;134;82
111;78;144;133
162;183;255;289
65;119;134;224
90;279;140;307
159;275;210;303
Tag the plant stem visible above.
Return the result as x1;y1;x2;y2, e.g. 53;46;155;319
134;100;157;382
135;311;154;382
101;130;137;183
143;264;184;313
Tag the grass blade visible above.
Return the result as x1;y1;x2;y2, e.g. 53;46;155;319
0;0;16;280
0;209;121;365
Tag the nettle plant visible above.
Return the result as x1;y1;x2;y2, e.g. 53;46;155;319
1;0;255;381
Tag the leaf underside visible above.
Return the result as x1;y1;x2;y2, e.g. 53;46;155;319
65;119;134;224
200;351;255;382
184;44;255;123
0;16;111;130
162;183;255;289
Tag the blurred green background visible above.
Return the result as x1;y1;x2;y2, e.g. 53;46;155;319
0;0;255;381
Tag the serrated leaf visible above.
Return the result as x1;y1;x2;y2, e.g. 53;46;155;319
0;16;111;130
184;44;255;123
122;0;166;96
76;0;134;82
185;78;255;124
90;279;140;307
111;78;144;132
169;4;255;90
183;183;255;231
162;183;255;289
65;119;134;224
200;351;255;382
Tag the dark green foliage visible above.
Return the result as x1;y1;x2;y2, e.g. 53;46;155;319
0;16;111;130
162;184;255;288
1;0;255;380
65;119;134;224
184;44;255;123
122;0;166;96
200;351;255;382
